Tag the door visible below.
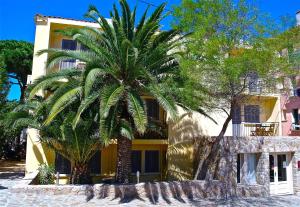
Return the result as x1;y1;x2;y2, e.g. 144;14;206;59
269;153;293;195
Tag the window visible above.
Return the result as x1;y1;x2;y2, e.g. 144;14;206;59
237;154;241;183
55;153;71;174
55;151;101;174
246;153;257;184
62;39;77;50
248;72;259;92
244;105;260;123
146;99;159;120
88;151;101;174
145;150;159;173
131;151;142;173
269;154;274;182
60;39;77;70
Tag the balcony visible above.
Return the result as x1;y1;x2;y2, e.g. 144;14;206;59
289;124;300;136
233;122;279;137
59;60;86;70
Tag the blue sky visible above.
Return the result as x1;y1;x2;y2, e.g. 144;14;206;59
0;0;299;100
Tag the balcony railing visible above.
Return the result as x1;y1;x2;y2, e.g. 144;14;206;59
291;123;300;131
233;122;279;137
59;60;86;70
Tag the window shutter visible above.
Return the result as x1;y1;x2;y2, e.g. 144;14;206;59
55;153;71;174
232;105;241;124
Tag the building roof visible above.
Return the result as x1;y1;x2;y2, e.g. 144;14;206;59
35;14;97;24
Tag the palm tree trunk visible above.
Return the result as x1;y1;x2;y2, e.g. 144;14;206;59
70;162;92;184
115;136;132;184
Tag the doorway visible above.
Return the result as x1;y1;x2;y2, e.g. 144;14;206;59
269;153;293;195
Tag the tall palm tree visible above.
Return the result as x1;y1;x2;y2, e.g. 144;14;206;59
6;97;101;184
31;0;183;183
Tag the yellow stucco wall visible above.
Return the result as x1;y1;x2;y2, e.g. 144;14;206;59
25;128;55;174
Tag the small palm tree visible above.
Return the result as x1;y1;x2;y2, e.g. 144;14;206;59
30;0;182;183
7;98;101;184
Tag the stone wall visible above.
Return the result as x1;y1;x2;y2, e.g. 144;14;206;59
11;180;267;201
223;136;300;195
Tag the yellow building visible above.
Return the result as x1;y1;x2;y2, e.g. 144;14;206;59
26;14;186;183
26;14;284;184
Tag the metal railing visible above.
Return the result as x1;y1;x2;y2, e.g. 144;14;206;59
59;60;76;70
233;122;279;137
59;60;86;70
291;123;300;131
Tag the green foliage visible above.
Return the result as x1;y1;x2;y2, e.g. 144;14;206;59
37;163;55;184
0;55;9;105
173;0;294;114
27;0;192;183
0;40;33;100
30;0;183;146
0;101;24;159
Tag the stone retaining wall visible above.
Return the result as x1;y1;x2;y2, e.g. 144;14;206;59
12;180;266;201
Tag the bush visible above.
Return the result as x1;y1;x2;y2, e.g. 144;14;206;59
38;163;55;184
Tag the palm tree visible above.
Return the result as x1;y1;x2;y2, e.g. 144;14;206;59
30;0;183;183
6;98;101;184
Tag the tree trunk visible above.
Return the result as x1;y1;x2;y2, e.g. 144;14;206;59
196;107;233;180
20;85;26;103
70;163;92;184
115;136;132;184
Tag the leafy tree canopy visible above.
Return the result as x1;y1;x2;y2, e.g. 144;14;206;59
0;40;33;101
173;0;296;181
0;55;9;106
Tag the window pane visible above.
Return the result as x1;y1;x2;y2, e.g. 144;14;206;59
62;39;77;50
277;154;287;182
146;99;159;120
248;72;259;92
237;154;240;183
131;151;142;173
145;150;159;173
246;154;257;184
88;151;101;174
244;105;260;123
55;153;71;174
269;155;274;182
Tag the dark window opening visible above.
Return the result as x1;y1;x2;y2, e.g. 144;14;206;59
232;105;241;124
88;151;101;174
131;151;142;173
62;39;77;50
55;153;71;174
146;99;160;121
237;154;240;183
244;105;260;123
145;150;159;173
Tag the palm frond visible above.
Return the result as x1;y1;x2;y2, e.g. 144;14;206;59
44;87;82;125
127;92;147;134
